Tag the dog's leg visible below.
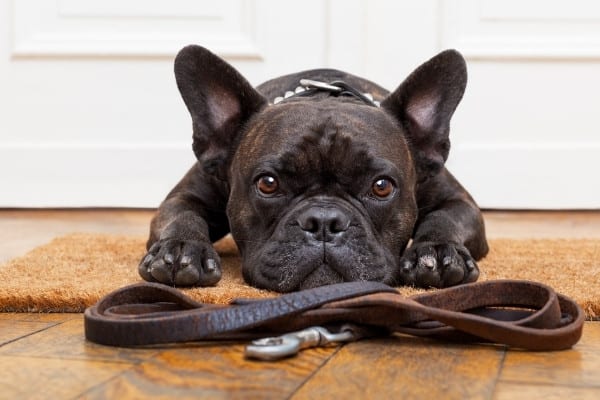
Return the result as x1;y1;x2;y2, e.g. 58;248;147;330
138;163;229;286
399;169;489;288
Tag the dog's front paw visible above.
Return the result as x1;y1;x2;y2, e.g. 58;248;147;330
138;239;222;286
398;242;479;288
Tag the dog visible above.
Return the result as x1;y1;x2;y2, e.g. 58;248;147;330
138;45;489;292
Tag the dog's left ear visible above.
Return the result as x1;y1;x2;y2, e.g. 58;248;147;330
174;45;267;179
382;50;467;180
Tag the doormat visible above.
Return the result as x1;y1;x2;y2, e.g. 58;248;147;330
0;233;598;318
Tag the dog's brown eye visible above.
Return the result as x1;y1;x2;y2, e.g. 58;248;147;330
257;175;279;195
372;178;394;198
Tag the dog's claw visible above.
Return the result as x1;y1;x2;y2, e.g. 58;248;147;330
419;255;436;270
138;256;156;282
142;254;153;266
205;259;217;272
199;262;221;286
466;259;476;271
180;255;192;266
164;253;175;264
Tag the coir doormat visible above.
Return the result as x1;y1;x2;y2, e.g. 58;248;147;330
0;233;598;318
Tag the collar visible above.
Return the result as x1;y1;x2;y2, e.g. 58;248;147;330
272;79;380;107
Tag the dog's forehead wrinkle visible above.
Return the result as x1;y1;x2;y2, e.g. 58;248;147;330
238;99;414;189
283;130;374;186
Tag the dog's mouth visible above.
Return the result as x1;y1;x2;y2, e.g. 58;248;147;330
244;236;394;292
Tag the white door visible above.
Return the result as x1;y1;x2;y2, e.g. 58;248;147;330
1;0;598;209
441;0;600;209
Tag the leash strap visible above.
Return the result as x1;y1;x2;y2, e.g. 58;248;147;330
84;280;584;356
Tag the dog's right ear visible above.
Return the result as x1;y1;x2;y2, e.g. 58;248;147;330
174;45;267;179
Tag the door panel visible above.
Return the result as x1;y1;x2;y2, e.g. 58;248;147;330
1;0;598;208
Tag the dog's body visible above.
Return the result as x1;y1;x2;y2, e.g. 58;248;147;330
138;45;488;292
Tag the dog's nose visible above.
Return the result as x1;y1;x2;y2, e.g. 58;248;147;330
297;207;350;242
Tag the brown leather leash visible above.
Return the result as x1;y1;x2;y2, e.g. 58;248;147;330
84;280;584;360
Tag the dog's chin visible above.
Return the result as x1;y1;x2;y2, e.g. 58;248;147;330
242;241;396;293
298;264;344;290
297;264;345;291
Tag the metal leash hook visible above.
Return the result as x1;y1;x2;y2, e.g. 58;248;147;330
244;326;358;361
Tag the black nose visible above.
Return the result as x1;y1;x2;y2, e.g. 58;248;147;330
297;207;351;242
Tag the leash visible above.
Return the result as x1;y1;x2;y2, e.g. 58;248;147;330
84;280;584;360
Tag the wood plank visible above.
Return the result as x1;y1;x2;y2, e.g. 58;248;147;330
493;382;600;400
0;320;55;346
0;355;130;399
0;316;159;363
498;322;600;388
291;336;504;399
83;345;337;399
0;314;79;346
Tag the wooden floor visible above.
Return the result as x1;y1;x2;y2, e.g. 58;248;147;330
1;210;600;399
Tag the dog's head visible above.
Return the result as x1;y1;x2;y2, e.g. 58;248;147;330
174;45;467;292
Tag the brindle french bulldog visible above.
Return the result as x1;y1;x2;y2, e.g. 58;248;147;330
138;45;489;292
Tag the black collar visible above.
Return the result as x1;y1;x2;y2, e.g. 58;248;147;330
272;79;380;107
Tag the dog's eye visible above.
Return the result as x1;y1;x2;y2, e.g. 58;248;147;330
371;178;394;199
256;175;279;195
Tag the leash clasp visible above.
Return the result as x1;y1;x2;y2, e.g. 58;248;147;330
244;326;356;361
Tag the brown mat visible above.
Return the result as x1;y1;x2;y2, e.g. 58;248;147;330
0;233;599;318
